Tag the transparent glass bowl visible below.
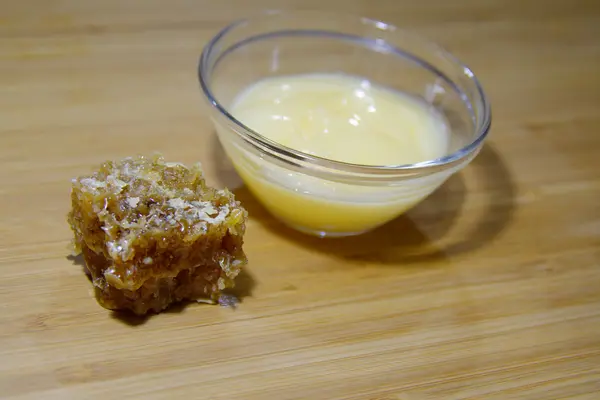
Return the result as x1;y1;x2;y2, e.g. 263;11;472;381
198;11;491;237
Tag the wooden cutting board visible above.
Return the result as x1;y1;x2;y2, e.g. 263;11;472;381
1;1;599;398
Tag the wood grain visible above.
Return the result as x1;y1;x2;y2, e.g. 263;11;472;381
1;1;599;399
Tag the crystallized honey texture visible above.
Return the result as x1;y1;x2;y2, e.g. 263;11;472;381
67;154;248;315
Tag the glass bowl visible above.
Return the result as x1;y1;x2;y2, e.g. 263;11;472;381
198;11;491;237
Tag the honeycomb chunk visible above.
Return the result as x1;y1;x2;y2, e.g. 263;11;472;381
67;154;248;315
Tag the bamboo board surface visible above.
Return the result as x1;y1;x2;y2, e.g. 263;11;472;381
1;1;599;399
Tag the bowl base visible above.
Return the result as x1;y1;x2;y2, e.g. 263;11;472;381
286;223;370;238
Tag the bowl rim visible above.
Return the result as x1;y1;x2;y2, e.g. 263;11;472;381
198;10;492;177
